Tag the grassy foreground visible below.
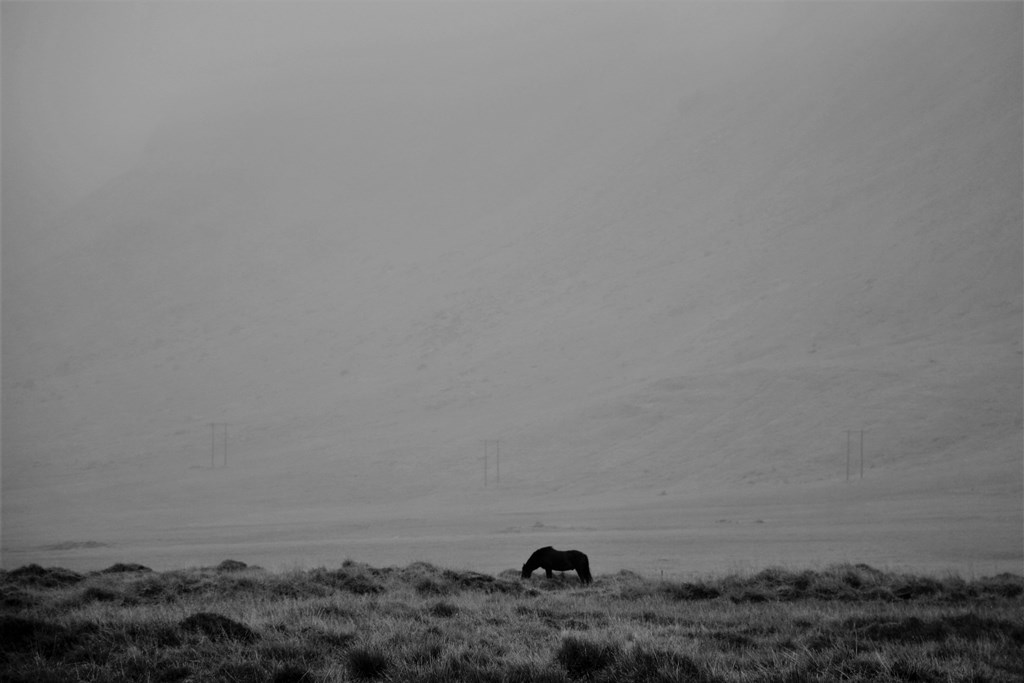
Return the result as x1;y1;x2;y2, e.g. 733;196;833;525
1;561;1021;682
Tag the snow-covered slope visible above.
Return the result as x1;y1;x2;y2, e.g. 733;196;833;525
3;3;1020;561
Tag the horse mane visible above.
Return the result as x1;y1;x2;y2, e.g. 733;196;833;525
527;546;553;560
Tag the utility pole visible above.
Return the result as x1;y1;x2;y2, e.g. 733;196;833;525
845;430;851;482
482;440;502;488
209;423;229;468
859;430;864;479
845;429;866;482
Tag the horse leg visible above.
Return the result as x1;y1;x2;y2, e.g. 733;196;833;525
545;568;553;579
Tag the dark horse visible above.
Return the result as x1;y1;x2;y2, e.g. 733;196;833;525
521;546;592;584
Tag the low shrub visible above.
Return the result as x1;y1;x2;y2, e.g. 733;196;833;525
271;664;315;683
845;613;1024;645
347;646;390;680
415;577;449;596
100;563;152;574
0;588;37;610
0;615;95;659
429;600;459;618
78;585;122;603
3;565;84;589
977;573;1024;598
611;646;712;683
217;559;248;572
180;612;258;642
0;615;57;653
661;581;722;601
555;634;621;679
309;567;384;595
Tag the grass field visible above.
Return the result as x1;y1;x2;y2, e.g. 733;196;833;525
1;560;1021;682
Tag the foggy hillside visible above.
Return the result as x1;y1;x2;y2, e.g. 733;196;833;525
3;3;1021;550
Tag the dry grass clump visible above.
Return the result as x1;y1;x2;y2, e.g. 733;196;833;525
617;563;1024;605
556;635;713;683
1;561;1020;682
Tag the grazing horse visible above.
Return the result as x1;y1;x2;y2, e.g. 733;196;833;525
521;546;592;584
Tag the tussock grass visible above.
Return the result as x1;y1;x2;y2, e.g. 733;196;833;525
1;561;1020;681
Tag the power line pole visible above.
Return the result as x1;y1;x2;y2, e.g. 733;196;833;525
482;440;502;488
481;441;489;487
209;423;229;468
845;429;866;482
845;430;851;482
859;430;864;479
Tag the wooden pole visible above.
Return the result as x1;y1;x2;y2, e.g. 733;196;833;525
859;430;864;479
846;430;851;482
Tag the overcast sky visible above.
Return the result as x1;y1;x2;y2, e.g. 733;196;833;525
2;1;559;229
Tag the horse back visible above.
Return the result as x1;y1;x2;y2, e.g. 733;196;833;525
527;546;554;564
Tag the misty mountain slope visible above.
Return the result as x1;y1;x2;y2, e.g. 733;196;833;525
4;2;1020;532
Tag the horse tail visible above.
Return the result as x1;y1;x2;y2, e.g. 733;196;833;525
578;554;593;584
